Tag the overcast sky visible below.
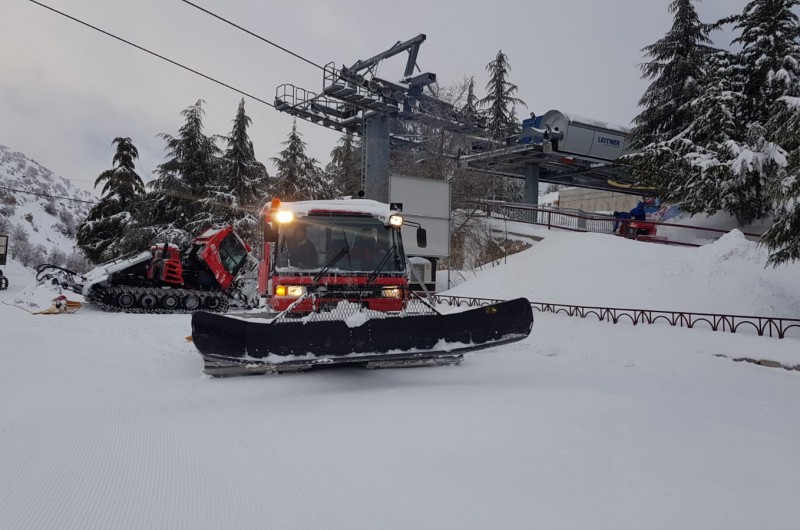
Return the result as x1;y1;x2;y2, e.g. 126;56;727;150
0;0;768;195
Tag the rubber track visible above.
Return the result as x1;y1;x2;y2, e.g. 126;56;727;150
88;286;229;314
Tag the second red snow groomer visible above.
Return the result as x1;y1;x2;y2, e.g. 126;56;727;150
259;198;427;313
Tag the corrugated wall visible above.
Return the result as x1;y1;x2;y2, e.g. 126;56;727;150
557;189;639;213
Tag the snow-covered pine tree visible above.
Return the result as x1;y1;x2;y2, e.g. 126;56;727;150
217;98;270;242
626;0;782;227
762;81;800;263
728;1;800;260
630;0;712;150
93;137;146;201
762;145;800;265
684;0;800;228
478;51;526;201
325;133;361;197
732;0;800;126
77;137;145;263
667;49;744;216
146;100;222;241
270;120;329;201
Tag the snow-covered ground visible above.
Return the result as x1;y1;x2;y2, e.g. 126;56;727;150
1;227;799;530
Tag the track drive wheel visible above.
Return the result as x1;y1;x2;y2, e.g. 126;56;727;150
183;294;201;311
161;293;180;311
203;295;222;311
140;293;158;310
117;291;136;309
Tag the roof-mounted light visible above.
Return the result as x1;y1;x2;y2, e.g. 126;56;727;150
275;210;294;223
389;214;403;227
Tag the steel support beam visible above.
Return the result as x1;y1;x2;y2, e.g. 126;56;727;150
350;34;427;74
524;163;540;205
363;114;391;202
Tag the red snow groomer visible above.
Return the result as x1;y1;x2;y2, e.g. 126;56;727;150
258;198;421;314
37;226;257;313
192;198;535;377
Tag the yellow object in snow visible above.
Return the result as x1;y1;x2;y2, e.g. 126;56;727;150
33;297;81;315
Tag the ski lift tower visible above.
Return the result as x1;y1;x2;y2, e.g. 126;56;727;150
274;35;488;202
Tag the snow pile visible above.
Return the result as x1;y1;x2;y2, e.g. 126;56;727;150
1;258;78;311
13;280;83;312
445;226;800;317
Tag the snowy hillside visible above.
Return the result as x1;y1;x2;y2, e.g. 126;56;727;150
0;144;93;266
1;224;799;530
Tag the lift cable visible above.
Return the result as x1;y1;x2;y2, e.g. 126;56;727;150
0;185;98;205
27;0;516;143
172;1;492;135
26;0;275;108
177;0;325;71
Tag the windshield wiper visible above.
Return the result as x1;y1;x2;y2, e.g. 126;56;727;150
367;245;397;283
313;244;349;282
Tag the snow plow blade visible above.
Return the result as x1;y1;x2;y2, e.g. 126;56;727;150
192;297;533;376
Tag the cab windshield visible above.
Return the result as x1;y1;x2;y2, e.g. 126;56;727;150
275;215;404;273
218;234;249;274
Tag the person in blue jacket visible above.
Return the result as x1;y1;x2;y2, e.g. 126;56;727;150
629;201;646;221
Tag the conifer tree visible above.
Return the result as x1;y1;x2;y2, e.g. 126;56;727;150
478;50;526;141
325;133;361;197
220;99;270;208
681;1;799;227
729;1;800;261
630;0;713;149
93;137;145;201
478;51;525;200
732;0;800;126
461;76;480;120
77;137;145;263
666;49;744;216
216;99;270;241
270;121;328;201
147;100;221;239
763;146;800;265
762;70;800;264
626;0;779;226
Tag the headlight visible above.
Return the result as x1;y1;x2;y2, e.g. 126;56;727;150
388;214;403;227
275;285;306;297
381;286;403;298
275;210;294;223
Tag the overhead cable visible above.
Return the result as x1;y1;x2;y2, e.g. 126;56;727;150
26;0;275;108
177;0;324;71
0;185;97;204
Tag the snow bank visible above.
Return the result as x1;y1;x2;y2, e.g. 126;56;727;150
445;228;800;317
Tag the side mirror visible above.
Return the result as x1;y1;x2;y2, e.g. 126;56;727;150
416;228;427;248
264;226;278;243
